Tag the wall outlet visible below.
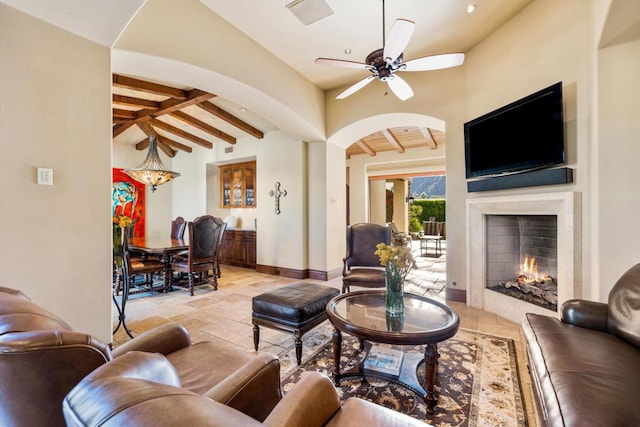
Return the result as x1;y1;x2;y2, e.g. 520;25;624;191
37;168;53;185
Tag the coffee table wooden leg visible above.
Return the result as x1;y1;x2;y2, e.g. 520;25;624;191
332;328;342;386
424;343;440;414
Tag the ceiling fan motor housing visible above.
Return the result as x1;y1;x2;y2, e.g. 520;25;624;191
366;48;403;80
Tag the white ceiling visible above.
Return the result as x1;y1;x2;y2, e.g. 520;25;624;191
4;0;534;92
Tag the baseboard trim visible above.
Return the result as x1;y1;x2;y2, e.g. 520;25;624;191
446;287;466;303
256;264;306;279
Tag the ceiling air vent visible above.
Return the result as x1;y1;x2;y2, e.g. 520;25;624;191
225;147;233;154
286;0;334;26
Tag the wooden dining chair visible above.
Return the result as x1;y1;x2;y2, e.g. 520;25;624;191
171;216;187;239
121;227;168;294
170;215;225;296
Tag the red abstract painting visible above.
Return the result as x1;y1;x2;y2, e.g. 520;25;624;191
112;168;145;237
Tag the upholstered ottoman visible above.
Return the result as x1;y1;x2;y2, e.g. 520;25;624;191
252;282;339;365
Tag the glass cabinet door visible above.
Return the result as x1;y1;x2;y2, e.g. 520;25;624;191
231;165;243;207
244;163;256;207
220;167;232;207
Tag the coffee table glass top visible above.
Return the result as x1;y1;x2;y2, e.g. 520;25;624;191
327;290;459;343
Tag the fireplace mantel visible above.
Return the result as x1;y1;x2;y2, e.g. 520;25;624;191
466;191;581;324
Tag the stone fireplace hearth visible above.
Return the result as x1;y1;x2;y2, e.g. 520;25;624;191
466;191;581;324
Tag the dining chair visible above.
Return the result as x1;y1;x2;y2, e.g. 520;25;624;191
171;216;187;239
212;216;227;278
342;223;391;293
122;227;168;294
170;215;225;296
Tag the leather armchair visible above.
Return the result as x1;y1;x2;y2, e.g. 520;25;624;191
63;351;430;427
0;287;281;427
342;223;391;293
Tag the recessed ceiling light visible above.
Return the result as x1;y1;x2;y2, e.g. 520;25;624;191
344;48;352;55
466;4;477;14
240;107;247;112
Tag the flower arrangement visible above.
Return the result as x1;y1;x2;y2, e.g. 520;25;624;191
375;242;415;279
113;215;134;228
375;242;416;314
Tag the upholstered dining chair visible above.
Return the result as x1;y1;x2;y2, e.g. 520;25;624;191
170;215;225;296
171;216;187;239
342;223;391;293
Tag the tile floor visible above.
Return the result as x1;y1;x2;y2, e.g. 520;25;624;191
113;240;539;426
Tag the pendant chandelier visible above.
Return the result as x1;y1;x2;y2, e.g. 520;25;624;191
124;136;180;192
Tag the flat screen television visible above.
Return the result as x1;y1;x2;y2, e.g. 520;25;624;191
464;82;565;179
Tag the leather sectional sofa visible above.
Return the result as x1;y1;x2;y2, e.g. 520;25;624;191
523;263;640;426
0;286;281;426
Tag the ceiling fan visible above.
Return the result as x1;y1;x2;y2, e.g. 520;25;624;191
315;0;465;101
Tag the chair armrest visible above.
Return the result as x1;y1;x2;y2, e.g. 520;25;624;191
112;322;191;358
0;286;30;300
561;299;609;332
204;352;282;421
264;372;341;427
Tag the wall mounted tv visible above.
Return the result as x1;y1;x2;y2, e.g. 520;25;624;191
464;82;565;179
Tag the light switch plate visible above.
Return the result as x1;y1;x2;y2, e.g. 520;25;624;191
37;168;53;185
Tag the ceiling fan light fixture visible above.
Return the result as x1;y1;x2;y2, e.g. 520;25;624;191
124;136;180;192
286;0;334;26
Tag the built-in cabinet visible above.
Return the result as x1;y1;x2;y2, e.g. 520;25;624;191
219;161;256;208
219;229;256;269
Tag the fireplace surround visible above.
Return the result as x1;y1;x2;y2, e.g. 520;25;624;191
466;191;581;324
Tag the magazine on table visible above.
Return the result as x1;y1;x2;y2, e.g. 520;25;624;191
363;345;404;377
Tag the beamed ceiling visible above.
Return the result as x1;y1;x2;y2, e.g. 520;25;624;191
112;74;444;159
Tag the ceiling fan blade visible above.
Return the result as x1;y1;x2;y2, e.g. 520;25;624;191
383;19;415;64
402;53;465;72
387;75;414;101
336;75;376;99
315;58;368;70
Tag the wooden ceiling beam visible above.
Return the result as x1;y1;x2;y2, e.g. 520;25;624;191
135;123;176;157
136;122;191;154
196;101;264;139
149;118;213;149
381;129;405;153
113;94;160;110
170;111;236;145
356;139;376;156
420;127;438;149
113;122;135;138
113;108;136;119
113;74;188;99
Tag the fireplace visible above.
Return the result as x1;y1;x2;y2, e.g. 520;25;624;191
485;215;558;312
466;192;581;324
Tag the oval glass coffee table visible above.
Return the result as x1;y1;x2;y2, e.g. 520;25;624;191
326;290;460;415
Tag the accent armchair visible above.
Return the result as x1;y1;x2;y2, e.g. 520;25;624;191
342;223;391;293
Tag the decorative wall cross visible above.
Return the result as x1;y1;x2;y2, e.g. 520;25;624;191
268;181;287;215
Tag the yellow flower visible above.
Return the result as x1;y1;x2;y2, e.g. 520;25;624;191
375;242;415;279
113;215;133;228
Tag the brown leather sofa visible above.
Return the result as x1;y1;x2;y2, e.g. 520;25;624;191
63;351;431;427
0;286;281;427
523;263;640;426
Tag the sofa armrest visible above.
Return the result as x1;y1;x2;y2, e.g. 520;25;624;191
561;299;609;332
112;322;191;358
204;352;282;422
264;372;341;427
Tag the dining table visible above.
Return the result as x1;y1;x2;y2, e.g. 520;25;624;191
128;236;190;290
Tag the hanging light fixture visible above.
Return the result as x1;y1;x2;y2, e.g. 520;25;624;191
124;136;180;192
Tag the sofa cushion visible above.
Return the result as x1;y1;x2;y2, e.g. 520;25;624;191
607;263;640;348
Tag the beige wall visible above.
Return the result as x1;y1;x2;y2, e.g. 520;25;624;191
0;5;113;340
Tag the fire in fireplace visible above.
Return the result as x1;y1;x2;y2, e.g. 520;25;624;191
485;215;558;312
488;255;558;312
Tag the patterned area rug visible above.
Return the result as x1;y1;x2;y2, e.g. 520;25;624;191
279;325;526;426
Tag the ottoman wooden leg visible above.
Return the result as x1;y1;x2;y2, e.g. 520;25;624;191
253;323;260;351
294;331;302;365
